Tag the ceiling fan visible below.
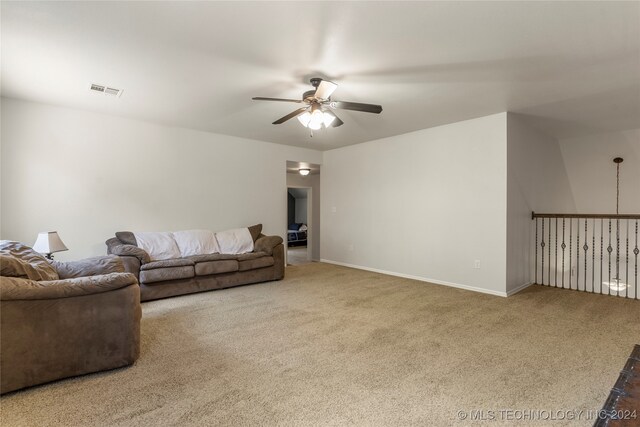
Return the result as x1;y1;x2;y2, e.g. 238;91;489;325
252;78;383;132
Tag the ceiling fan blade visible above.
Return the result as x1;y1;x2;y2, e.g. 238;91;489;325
330;101;383;114
252;97;303;103
324;110;344;127
314;80;337;100
272;107;309;125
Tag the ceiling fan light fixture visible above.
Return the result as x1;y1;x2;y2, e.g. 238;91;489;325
308;109;324;130
322;111;336;127
299;168;310;176
252;77;382;134
297;111;311;127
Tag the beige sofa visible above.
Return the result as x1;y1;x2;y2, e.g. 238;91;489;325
0;241;141;394
105;224;284;302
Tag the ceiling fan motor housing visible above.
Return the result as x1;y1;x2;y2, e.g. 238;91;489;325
303;90;317;102
309;77;323;88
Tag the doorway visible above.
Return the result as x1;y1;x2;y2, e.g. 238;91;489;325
286;161;320;265
287;187;310;265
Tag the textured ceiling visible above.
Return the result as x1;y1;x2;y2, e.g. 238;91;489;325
2;1;639;150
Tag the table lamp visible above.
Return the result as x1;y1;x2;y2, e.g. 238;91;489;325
33;231;68;259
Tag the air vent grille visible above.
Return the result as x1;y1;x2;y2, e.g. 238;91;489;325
89;83;123;97
90;84;105;92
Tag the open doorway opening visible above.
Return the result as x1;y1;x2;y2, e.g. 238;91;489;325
286;161;320;266
287;187;309;265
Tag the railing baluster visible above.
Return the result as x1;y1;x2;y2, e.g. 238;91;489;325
584;219;588;292
555;218;558;287
541;219;545;286
535;218;538;285
548;218;551;287
569;218;572;290
626;219;629;298
577;218;580;291
616;219;620;297
608;219;612;295
601;219;604;295
635;220;638;299
562;218;566;289
592;219;595;293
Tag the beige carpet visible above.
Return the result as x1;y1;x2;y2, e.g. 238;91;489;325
2;263;639;426
287;246;310;265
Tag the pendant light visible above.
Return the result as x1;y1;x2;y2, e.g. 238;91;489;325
603;157;627;292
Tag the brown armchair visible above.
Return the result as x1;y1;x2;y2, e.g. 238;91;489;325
0;242;141;394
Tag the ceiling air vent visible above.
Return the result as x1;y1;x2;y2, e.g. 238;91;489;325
89;83;123;98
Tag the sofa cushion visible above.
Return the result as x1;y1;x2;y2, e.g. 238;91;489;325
139;265;194;284
141;258;194;271
195;260;239;276
0;241;59;281
187;253;238;263
172;230;219;257
238;256;274;272
133;232;181;261
236;251;268;261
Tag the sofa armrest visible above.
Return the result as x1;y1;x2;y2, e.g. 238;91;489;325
0;273;138;301
254;235;284;255
52;255;124;279
106;238;151;264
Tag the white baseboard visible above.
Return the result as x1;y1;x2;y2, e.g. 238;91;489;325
320;259;511;297
506;281;533;296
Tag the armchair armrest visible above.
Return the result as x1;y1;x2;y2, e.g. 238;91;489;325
52;255;124;279
0;273;138;301
254;235;284;255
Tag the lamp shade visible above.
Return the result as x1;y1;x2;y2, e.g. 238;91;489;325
33;231;68;255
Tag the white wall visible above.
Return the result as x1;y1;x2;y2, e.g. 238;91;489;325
0;98;322;260
321;113;509;295
294;195;308;224
558;129;640;214
287;172;320;261
506;113;576;293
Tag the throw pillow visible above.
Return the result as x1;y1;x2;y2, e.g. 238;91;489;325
0;240;59;281
115;231;137;246
247;224;262;242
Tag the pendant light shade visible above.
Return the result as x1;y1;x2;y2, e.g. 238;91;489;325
297;112;311;127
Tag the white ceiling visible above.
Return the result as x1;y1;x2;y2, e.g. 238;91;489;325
2;1;639;150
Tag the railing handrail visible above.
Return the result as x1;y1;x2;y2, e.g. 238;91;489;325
532;212;640;220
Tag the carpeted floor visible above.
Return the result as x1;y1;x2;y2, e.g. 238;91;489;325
2;263;639;426
287;246;310;265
